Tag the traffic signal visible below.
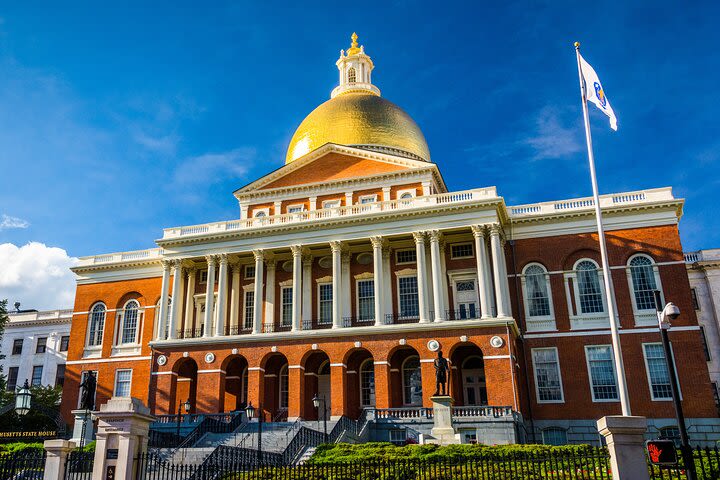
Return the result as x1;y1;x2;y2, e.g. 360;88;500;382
646;440;678;466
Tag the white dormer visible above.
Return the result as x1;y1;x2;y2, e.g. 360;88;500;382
331;33;381;98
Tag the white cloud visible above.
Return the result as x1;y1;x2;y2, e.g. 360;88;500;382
173;147;256;186
523;106;583;160
0;214;29;230
133;130;179;154
0;242;78;310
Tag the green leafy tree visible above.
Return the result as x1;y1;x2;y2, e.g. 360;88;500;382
0;300;11;405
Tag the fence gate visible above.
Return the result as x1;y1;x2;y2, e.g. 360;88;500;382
64;450;94;480
0;450;46;480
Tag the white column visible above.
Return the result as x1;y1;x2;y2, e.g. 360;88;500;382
439;240;450;317
240;203;249;220
330;241;343;328
302;255;313;328
429;230;446;322
341;252;352;320
291;245;303;332
425;247;435;319
345;192;354;206
156;261;171;340
499;237;512;316
253;250;265;335
371;236;384;326
184;268;197;336
413;232;430;323
382;247;392;324
203;255;216;338
229;263;241;333
309;196;317;211
264;260;276;332
167;260;183;339
490;225;509;318
215;254;228;336
472;225;492;319
421;181;432;196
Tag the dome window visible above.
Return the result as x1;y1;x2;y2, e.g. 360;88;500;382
348;67;356;83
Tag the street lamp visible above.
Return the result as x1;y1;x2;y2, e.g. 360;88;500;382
176;399;191;438
246;402;263;462
15;380;32;416
312;394;328;443
653;290;696;480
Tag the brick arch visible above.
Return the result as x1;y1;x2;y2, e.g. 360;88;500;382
344;348;375;419
115;291;145;310
301;350;331;420
388;345;422;407
562;248;600;271
171;357;198;414
223;354;249;412
449;343;486;406
260;352;289;420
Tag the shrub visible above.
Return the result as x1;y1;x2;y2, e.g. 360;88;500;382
0;442;44;455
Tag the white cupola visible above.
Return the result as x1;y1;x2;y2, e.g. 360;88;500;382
331;33;381;98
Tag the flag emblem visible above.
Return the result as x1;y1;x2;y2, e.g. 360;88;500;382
578;52;618;130
594;82;607;108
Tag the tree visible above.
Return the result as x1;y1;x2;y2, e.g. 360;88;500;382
0;300;11;405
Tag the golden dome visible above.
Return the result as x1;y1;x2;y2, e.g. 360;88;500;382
285;91;431;164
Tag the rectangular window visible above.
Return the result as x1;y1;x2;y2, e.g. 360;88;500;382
55;365;66;388
700;326;711;361
199;269;208;284
114;369;132;397
451;243;474;259
7;367;19;391
398;276;419;318
357;280;375;321
359;195;377;204
12;339;23;355
389;429;407;446
318;283;333;324
532;348;563;402
245;265;256;279
585;345;619;401
396;249;417;264
322;200;341;209
281;287;293;326
691;288;700;310
36;337;47;354
244;291;255;330
643;343;673;400
287;204;304;214
31;366;43;386
60;336;70;352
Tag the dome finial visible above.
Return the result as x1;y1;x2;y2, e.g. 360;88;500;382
347;32;361;55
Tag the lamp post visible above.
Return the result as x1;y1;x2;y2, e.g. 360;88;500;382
653;290;696;480
176;399;191;439
15;380;32;417
246;402;262;462
312;394;328;443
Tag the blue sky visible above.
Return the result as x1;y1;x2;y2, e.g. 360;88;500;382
0;1;718;308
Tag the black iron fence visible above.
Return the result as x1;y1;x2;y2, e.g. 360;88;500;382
64;450;94;480
648;445;720;479
0;450;46;480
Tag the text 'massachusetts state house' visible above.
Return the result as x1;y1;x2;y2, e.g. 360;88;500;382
61;34;720;445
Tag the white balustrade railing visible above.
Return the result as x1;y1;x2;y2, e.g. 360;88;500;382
163;187;498;239
684;251;702;263
509;187;674;218
77;248;163;267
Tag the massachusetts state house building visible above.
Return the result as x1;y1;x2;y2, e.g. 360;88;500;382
61;34;719;445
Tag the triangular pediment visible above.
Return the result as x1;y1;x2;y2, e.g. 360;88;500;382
234;144;434;194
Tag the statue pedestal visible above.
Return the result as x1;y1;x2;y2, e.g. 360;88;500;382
70;409;95;445
422;396;461;445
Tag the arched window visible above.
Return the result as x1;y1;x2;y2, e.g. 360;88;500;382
120;300;140;344
348;67;356;83
400;192;414;200
576;260;604;314
255;211;267;218
360;359;376;407
88;303;106;346
628;255;658;311
402;356;422;405
523;264;552;318
279;365;289;410
542;427;568;446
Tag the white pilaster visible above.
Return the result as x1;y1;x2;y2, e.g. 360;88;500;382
382;186;391;201
490;225;508;318
229;263;241;333
413;232;430;323
215;254;228;336
291;245;303;332
168;260;183;339
472;225;492;319
184;268;197;335
422;181;432;196
371;236;384;326
429;230;446;321
240;203;249;220
264;260;276;333
203;255;216;338
309;196;317;211
157;261;171;340
253;250;265;334
302;255;313;327
330;241;343;328
345;192;354;207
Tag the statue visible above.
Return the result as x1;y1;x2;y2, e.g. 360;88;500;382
79;371;97;411
433;350;450;396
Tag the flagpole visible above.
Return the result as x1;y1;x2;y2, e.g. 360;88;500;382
574;42;631;416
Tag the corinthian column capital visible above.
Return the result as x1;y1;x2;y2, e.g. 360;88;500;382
161;259;172;271
329;241;343;253
428;230;442;243
218;253;228;266
489;223;503;237
471;224;487;239
252;249;264;262
290;245;303;257
204;255;216;266
370;236;384;249
412;231;426;244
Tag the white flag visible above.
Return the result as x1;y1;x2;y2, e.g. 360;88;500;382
579;53;618;131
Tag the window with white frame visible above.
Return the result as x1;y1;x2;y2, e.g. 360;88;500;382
348;67;356;83
398;189;415;200
643;343;675;400
628;255;660;311
575;260;605;314
114;369;132;397
532;348;564;402
322;199;341;209
254;210;268;218
357;280;374;321
398;276;419;318
360;359;376;407
523;264;552;318
395;249;417;264
450;243;474;259
389;429;407;446
402;356;422;405
245;265;256;279
31;366;43;386
279;365;289;409
243;291;254;329
88;303;106;346
119;300;141;344
281;287;293;326
359;194;377;204
585;345;619;401
318;283;333;324
287;204;304;214
199;269;208;283
542;427;568;446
